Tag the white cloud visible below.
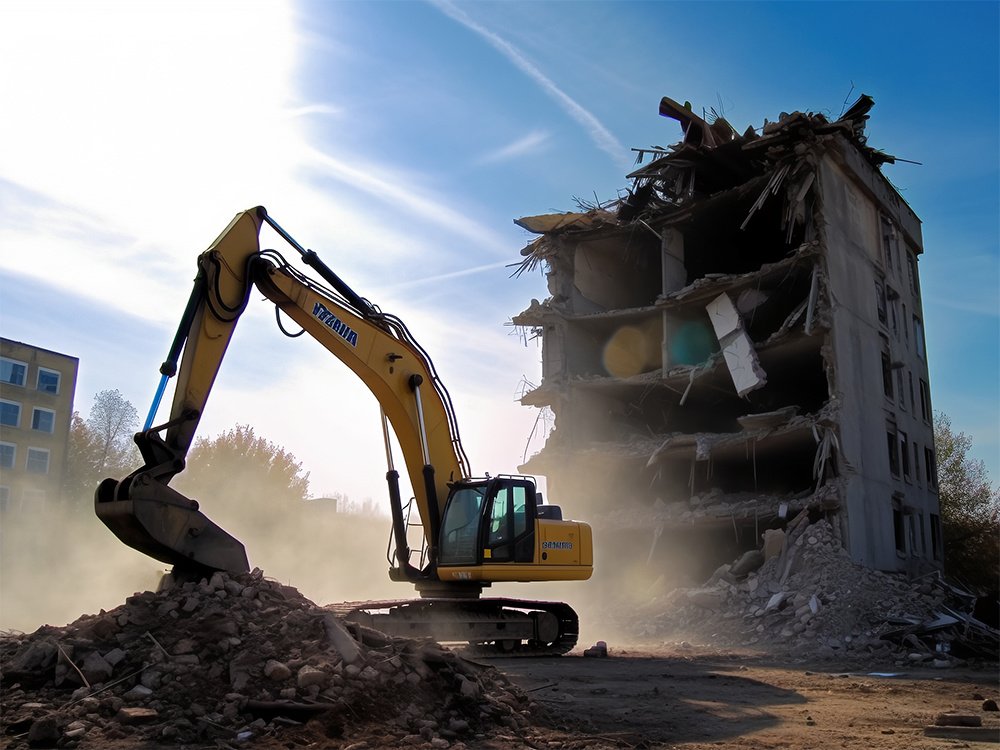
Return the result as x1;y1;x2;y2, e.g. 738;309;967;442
302;145;513;257
429;0;624;162
475;130;551;166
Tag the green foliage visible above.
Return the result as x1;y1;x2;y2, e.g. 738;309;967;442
934;412;1000;594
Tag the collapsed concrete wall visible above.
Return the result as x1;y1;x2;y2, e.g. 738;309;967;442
513;95;940;582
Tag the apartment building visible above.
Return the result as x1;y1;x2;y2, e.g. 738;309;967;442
0;338;79;512
513;96;940;579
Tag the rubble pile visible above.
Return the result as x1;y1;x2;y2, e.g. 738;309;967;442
614;513;997;665
1;570;540;749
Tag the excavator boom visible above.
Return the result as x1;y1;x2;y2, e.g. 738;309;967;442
95;207;592;654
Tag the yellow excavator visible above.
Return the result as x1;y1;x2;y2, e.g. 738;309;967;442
95;207;592;655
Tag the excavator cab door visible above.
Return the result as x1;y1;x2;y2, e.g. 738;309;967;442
438;478;536;567
482;479;535;563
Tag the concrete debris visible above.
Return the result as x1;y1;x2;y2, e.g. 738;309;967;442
0;570;544;749
602;517;999;666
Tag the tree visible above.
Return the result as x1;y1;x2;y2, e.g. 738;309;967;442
934;412;1000;594
62;391;141;506
174;424;310;522
86;389;140;475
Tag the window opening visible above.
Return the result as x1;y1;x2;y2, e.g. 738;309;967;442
26;447;50;474
36;368;61;395
31;407;55;434
881;352;893;399
924;446;937;488
913;316;925;360
887;428;900;477
0;399;21;428
0;442;14;470
0;357;27;387
892;502;906;554
919;379;930;422
875;281;887;325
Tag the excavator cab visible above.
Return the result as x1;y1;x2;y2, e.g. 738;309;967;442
435;476;589;582
438;477;535;565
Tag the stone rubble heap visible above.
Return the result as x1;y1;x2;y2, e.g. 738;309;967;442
1;569;540;749
616;513;989;665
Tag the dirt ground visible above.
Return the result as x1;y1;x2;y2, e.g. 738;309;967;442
494;646;1000;749
4;635;999;750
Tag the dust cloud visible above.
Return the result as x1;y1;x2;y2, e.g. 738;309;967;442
0;485;403;635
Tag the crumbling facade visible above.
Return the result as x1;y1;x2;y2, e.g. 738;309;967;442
513;96;940;578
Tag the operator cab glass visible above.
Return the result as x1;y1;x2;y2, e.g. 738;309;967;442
438;478;537;566
438;484;486;565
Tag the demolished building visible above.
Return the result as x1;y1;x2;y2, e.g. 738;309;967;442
513;95;940;582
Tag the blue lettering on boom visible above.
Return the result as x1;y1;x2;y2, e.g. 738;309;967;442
312;302;359;347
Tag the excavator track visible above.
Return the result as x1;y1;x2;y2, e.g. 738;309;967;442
329;598;578;657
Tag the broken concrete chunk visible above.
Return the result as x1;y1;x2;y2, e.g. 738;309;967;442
296;665;328;689
264;659;292;681
721;335;767;396
123;684;153;701
706;293;741;339
80;650;114;683
762;529;786;561
115;706;159;725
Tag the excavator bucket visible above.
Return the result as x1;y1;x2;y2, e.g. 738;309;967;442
95;473;249;574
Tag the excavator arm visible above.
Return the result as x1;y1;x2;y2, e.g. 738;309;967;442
96;207;592;655
96;207;468;578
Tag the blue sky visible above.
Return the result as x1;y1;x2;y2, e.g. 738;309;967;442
2;0;997;511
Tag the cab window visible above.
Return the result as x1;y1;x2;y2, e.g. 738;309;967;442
439;486;485;565
485;481;534;563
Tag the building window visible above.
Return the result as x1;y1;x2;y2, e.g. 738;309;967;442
26;447;50;474
930;513;942;561
888;288;900;339
919;379;930;422
31;407;56;434
925;446;937;488
913;316;925;360
875;281;887;324
881;352;893;399
907;251;920;300
0;357;27;387
0;399;22;428
36;367;61;395
908;372;915;412
0;485;8;513
899;431;910;478
892;502;906;554
887;429;900;476
897;370;906;410
913;442;921;485
0;442;15;469
881;216;896;273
